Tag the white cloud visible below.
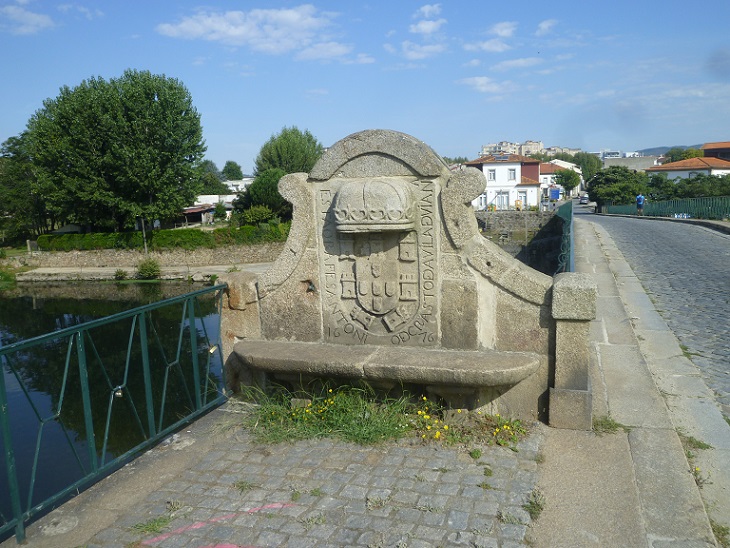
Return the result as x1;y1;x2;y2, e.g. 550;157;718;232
490;21;517;38
414;4;441;19
348;53;376;64
402;40;446;60
156;6;335;55
0;4;54;34
409;18;446;35
464;39;510;53
296;41;352;61
535;19;557;36
464;59;481;67
491;57;542;71
58;4;103;20
458;76;517;94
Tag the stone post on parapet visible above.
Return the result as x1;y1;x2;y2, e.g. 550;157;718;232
549;272;597;430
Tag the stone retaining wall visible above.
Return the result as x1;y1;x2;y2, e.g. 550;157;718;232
475;210;556;233
4;242;285;269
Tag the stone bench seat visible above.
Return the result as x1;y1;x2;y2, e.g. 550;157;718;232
232;339;541;388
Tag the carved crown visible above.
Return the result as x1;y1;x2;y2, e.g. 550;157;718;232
332;180;416;233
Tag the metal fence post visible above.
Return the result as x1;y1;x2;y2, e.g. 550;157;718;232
0;357;25;542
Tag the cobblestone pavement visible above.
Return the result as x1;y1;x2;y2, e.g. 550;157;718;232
583;212;730;412
85;414;543;548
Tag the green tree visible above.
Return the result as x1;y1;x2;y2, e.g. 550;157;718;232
554;169;581;195
572;152;602;183
442;155;470;165
253;126;324;176
234;168;290;220
682;148;703;160
586;166;648;206
0;133;57;241
25;69;206;232
213;202;227;222
222;160;244;180
664;147;686;163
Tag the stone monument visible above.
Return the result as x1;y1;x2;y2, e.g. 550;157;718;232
220;130;595;428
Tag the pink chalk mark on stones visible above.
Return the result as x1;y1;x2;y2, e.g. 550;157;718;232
140;502;294;546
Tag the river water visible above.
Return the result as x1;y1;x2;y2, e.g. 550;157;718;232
0;281;222;535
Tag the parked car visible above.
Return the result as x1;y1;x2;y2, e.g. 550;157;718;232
579;195;589;204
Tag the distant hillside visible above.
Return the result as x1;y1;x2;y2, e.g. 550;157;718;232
638;145;703;156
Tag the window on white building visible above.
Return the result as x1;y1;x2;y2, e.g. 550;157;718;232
487;169;496;181
478;194;487;209
508;168;516;181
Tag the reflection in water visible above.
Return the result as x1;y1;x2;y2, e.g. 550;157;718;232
0;282;223;532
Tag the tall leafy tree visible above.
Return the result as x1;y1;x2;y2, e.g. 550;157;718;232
572;152;602;183
663;147;703;164
222;160;244;180
553;169;581;195
196;160;230;194
253;126;323;176
26;69;206;231
233;168;290;220
586;166;648;206
0;133;56;241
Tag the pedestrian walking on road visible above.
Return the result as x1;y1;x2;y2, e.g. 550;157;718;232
636;193;646;215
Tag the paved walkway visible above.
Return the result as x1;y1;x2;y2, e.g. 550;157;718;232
3;214;729;547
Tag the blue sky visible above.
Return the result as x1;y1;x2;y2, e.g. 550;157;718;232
2;1;730;173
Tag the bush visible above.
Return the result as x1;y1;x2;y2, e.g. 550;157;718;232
135;258;161;280
243;205;274;225
35;222;290;252
0;249;6;259
114;269;128;281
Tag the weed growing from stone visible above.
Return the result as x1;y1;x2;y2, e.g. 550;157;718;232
469;449;482;460
130;515;174;534
309;487;324;496
711;519;730;548
522;488;546;520
299;513;326;530
690;465;711;488
366;495;391;510
497;510;522;525
592;415;630;435
232;480;258;493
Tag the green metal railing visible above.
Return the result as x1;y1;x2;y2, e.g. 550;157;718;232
605;196;730;219
1;284;227;543
555;200;574;274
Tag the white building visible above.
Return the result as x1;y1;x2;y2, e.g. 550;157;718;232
645;157;730;180
464;154;541;210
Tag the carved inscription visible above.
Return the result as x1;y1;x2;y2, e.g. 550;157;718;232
319;178;439;346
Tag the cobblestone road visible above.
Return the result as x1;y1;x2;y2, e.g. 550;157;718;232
581;211;730;412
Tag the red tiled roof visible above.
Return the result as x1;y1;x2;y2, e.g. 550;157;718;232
538;163;568;175
465;154;540;165
516;176;540;186
700;141;730;150
646;157;730;171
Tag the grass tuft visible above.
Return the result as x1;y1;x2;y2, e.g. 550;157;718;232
522;488;546;520
593;415;630;435
711;519;730;548
130;515;173;534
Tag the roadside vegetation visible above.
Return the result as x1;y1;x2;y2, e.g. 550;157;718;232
235;384;528;450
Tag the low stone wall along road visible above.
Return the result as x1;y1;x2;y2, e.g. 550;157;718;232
581;210;730;413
